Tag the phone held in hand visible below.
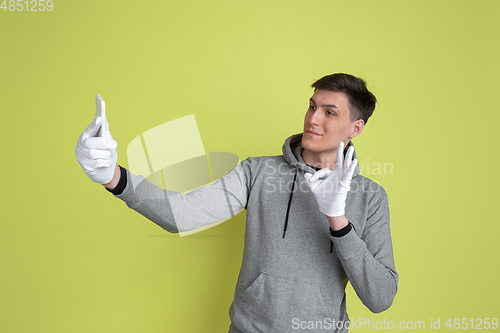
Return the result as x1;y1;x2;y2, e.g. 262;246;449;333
95;94;106;137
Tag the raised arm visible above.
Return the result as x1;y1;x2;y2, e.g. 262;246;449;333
75;114;250;234
107;161;250;233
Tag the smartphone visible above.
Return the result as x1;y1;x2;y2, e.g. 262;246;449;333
95;94;106;137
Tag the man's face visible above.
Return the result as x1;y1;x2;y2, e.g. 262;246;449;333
302;89;359;159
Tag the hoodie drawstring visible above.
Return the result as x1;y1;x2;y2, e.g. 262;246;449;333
282;172;297;238
282;171;336;254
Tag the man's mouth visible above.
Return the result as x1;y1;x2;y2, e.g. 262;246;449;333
306;130;322;136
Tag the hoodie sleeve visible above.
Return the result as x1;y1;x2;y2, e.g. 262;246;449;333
331;190;398;313
109;160;250;233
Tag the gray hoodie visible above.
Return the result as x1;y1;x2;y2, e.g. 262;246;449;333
112;133;398;332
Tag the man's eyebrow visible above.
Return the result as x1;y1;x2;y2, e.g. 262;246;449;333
309;98;340;111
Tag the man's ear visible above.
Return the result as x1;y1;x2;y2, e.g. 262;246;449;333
349;119;365;139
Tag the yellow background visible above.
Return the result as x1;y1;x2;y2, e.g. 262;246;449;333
1;0;499;332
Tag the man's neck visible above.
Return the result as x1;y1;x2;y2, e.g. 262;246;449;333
301;149;337;170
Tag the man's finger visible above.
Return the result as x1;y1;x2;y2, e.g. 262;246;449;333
340;159;358;188
344;146;355;171
81;137;117;150
304;173;322;192
81;158;109;171
100;116;114;138
336;141;344;170
304;173;312;182
86;148;114;160
308;168;332;182
346;159;358;180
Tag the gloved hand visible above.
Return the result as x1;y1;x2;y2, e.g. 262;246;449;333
304;141;358;217
75;115;118;184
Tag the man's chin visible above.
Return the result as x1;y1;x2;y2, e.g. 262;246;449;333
301;141;320;154
301;137;311;150
301;136;319;149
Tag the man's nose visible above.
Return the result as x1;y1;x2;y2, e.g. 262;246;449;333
309;109;321;125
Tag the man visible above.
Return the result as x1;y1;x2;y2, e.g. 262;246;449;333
75;73;398;332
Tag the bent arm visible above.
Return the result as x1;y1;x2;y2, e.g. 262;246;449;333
331;193;398;313
107;161;250;233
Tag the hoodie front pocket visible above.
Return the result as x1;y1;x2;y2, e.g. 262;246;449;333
233;271;329;332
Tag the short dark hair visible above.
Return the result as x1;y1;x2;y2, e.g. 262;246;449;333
311;73;377;125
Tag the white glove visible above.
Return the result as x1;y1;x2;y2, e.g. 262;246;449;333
75;115;118;184
304;141;358;217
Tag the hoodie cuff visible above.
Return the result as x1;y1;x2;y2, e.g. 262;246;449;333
330;222;352;238
105;165;127;195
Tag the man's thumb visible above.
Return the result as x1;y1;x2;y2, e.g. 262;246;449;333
101;116;113;138
83;116;103;140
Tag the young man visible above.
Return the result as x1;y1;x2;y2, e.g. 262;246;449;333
75;73;398;332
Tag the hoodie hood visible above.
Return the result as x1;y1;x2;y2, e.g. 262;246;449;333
282;133;360;177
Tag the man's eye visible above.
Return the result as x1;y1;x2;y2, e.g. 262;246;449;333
309;105;316;111
327;111;335;116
